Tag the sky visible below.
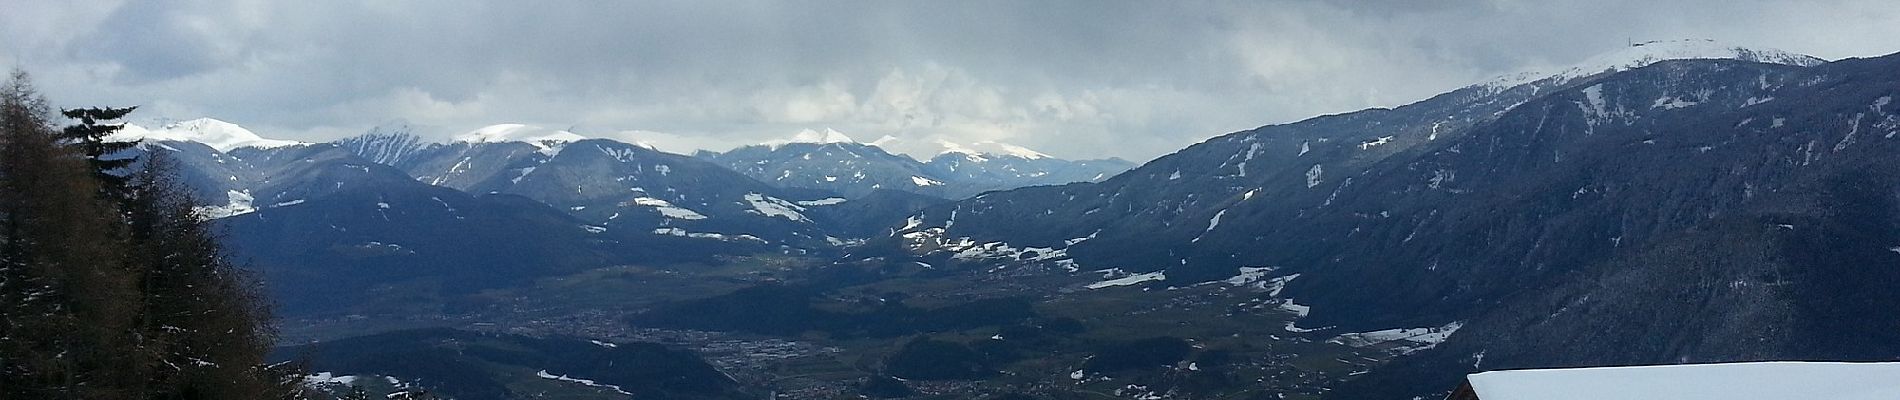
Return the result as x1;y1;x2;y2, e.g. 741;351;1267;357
4;0;1898;161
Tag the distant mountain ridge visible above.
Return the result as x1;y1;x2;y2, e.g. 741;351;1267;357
701;130;1133;199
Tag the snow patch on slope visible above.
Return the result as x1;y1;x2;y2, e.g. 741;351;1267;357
193;190;256;219
1330;321;1465;354
742;193;810;222
631;197;709;220
653;227;765;243
1087;270;1166;289
536;370;633;396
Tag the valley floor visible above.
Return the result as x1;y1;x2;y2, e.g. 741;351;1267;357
281;254;1444;399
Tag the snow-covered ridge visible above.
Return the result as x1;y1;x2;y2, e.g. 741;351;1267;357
112;118;308;152
761;128;856;149
934;139;1050;160
1479;39;1826;89
454;124;588;146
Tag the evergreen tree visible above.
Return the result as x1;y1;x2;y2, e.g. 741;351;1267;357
0;68;141;399
0;69;301;400
59;106;139;199
124;150;281;399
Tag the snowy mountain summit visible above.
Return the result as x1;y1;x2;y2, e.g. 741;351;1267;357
453;124;588;146
1481;39;1825;89
111;118;307;151
932;140;1050;160
762;128;856;149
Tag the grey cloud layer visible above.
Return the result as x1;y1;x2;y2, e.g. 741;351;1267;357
4;0;1897;160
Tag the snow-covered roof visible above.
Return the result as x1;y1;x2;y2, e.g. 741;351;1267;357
111;118;308;151
1462;362;1900;400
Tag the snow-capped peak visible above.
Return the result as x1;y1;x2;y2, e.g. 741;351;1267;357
110;118;307;152
454;124;588;146
936;140;1050;160
762;128;856;149
1480;39;1825;89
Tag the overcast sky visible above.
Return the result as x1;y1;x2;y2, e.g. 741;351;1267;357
4;0;1897;161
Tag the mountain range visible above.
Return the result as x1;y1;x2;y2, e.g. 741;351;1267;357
698;128;1134;199
109;117;1129;315
104;39;1900;399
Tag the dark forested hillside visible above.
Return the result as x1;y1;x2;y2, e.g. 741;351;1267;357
0;71;300;400
868;50;1900;399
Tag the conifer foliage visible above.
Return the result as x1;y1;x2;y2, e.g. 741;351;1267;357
59;105;138;198
0;70;304;399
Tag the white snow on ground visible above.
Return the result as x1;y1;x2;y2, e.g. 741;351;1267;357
1358;136;1394;150
894;225;1085;271
630;197;708;220
911;175;943;186
536;370;634;396
653;227;766;243
1226;267;1299;293
952;241;1068;262
1275;298;1334;333
193;189;256;219
303;372;360;385
825;236;863;247
1466;362;1900;400
272;199;305;207
1330;321;1464;354
1087;270;1166;289
795;197;848;206
1276;299;1310;317
742;193;810;222
1306;164;1323;188
1260;274;1298;296
1064;230;1100;246
1652;96;1700;110
511;166;537;184
1192;209;1227;242
1225;267;1275;286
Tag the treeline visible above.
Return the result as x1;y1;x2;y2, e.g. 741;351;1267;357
0;71;304;399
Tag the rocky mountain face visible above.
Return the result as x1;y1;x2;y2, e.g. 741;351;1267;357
699;129;1134;200
868;43;1895;398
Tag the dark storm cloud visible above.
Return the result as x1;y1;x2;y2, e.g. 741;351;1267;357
4;0;1896;160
